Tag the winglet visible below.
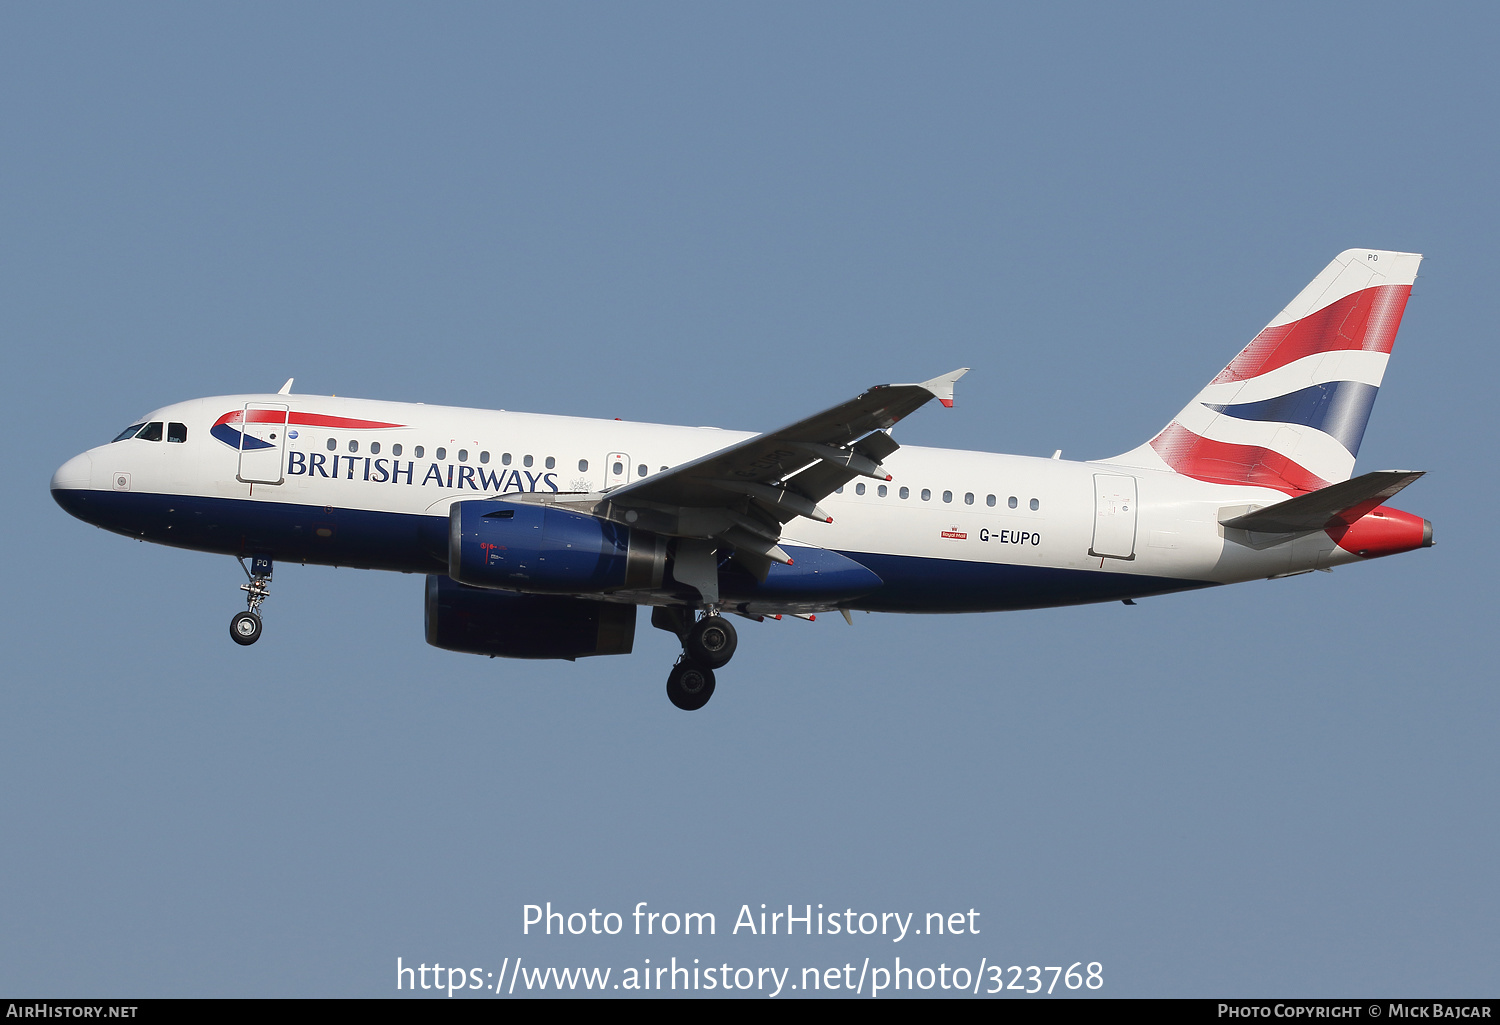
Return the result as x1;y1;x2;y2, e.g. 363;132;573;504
920;367;969;408
278;378;295;395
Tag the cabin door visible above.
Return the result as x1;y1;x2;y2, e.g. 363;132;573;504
236;403;290;485
1089;473;1138;560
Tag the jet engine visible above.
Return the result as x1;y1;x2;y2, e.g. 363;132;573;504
448;500;665;594
424;574;636;660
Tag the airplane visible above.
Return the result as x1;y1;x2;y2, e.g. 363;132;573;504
51;249;1433;710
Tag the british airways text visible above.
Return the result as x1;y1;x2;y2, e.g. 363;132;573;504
287;452;560;492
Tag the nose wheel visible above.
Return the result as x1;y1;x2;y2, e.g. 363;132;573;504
230;610;262;645
230;555;273;646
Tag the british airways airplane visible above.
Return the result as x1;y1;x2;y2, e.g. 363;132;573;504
52;249;1432;709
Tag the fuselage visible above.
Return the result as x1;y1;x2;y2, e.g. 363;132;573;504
50;391;1422;615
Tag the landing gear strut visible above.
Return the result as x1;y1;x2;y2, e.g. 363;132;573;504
230;555;273;646
653;608;738;710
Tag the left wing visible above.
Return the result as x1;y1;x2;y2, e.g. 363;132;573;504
512;368;968;583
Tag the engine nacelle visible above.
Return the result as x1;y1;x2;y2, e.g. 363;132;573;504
424;574;636;660
448;500;665;594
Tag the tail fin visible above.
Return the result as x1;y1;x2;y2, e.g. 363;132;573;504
1109;249;1421;493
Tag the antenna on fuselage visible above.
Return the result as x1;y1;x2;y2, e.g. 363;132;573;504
278;378;294;395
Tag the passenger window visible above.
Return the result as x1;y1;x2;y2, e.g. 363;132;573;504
167;422;188;443
138;422;164;442
920;489;930;501
855;483;866;495
392;444;403;457
1030;498;1040;511
612;461;623;475
986;494;996;507
524;455;534;468
326;437;337;451
370;442;381;455
578;459;588;472
112;423;147;443
942;490;952;503
836;486;845;494
457;450;467;462
480;451;489;463
348;440;359;453
502;453;512;465
659;466;668;472
899;487;909;499
546;456;556;469
964;492;973;505
877;485;887;498
1008;496;1018;509
415;446;425;458
637;464;646;477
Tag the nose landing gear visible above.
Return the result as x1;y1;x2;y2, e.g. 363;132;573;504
653;608;738;710
230;555;273;646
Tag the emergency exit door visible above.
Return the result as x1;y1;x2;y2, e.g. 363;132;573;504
604;452;631;490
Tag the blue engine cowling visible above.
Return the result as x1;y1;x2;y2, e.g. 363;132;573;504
424;574;636;659
449;500;665;594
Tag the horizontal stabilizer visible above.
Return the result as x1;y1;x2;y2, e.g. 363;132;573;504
1219;470;1425;534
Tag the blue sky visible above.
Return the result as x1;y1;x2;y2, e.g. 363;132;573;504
3;3;1496;997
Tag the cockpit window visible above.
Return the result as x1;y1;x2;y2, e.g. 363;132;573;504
112;423;147;443
136;422;164;442
167;422;188;443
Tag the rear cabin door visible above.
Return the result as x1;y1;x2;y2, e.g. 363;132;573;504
604;452;631;490
1090;473;1138;560
237;403;290;485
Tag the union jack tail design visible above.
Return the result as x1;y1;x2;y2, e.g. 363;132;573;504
1111;249;1421;494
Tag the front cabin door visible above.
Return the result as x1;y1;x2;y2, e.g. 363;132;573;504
236;403;290;485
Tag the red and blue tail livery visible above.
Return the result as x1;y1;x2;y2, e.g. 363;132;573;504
52;249;1433;710
1116;250;1419;495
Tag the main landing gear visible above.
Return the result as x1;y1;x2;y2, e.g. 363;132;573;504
230;555;273;646
666;658;716;711
654;607;738;711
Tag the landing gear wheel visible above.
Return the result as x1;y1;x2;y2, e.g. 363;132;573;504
233;556;273;646
230;610;262;646
666;660;716;711
685;615;737;669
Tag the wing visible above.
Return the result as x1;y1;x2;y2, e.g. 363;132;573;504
611;367;969;507
513;368;968;584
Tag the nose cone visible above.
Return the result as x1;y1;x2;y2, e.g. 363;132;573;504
51;452;94;520
51;452;92;491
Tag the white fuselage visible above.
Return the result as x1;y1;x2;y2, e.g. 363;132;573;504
52;391;1373;613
